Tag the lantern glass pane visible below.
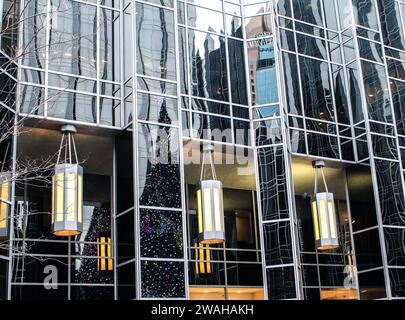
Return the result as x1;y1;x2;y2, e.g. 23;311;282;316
0;181;8;229
203;188;213;232
78;174;83;223
328;199;337;238
213;188;221;231
66;172;76;222
197;189;203;233
56;172;64;222
199;245;205;273
98;236;113;271
51;176;55;224
107;241;113;270
101;242;106;270
312;200;320;240
318;199;329;239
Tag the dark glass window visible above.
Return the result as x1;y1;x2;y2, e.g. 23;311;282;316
263;221;293;266
354;229;383;271
384;227;405;266
187;4;224;34
389;268;405;297
358;38;383;63
362;61;392;124
140;209;183;259
332;65;350;124
378;0;405;50
293;0;323;26
189;29;229;101
266;266;296;299
299;56;334;121
257;146;290;221
137;92;178;125
375;160;405;226
138;123;181;208
296;33;327;59
47;89;97;123
141;261;185;298
48;1;97;78
352;0;379;30
136;2;176;81
390;80;405;136
248;39;279;106
228;38;248;105
282;52;302;115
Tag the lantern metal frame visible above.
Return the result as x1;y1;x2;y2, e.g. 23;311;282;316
311;160;339;250
52;125;83;237
197;144;225;244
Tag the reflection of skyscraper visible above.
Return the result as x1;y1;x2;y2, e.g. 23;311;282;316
256;41;278;106
245;12;276;109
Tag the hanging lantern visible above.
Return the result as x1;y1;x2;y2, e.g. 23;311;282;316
0;173;11;238
97;234;113;271
311;160;339;250
194;239;212;279
197;144;224;244
52;125;83;236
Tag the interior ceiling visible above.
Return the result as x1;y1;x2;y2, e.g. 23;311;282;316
17;127;113;176
292;157;347;199
292;157;373;201
183;140;256;190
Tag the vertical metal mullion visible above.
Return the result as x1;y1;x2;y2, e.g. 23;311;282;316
349;4;392;299
173;0;189;300
44;0;50;117
319;0;342;161
241;0;269;300
223;0;234;145
221;1;230;300
181;1;193;140
131;0;141;300
334;0;358;163
343;168;360;300
375;3;405;215
374;0;405;300
119;0;125;128
112;138;118;300
290;3;309;155
68;237;71;300
272;3;303;300
251;189;259;262
96;2;101;125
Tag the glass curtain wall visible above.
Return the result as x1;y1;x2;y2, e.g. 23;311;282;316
247;1;302;299
19;0;121;127
10;129;114;300
134;0;187;299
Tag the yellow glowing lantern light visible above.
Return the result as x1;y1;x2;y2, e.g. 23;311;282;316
0;173;11;238
197;144;224;244
97;234;113;271
311;160;339;250
52;125;83;236
194;240;212;279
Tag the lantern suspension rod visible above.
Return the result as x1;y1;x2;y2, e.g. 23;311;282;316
312;160;328;193
57;125;78;165
200;144;217;181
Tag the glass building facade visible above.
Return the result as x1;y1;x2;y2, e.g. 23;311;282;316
0;0;404;300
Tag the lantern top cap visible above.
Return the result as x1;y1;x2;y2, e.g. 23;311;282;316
202;143;214;153
60;124;77;134
312;160;325;168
